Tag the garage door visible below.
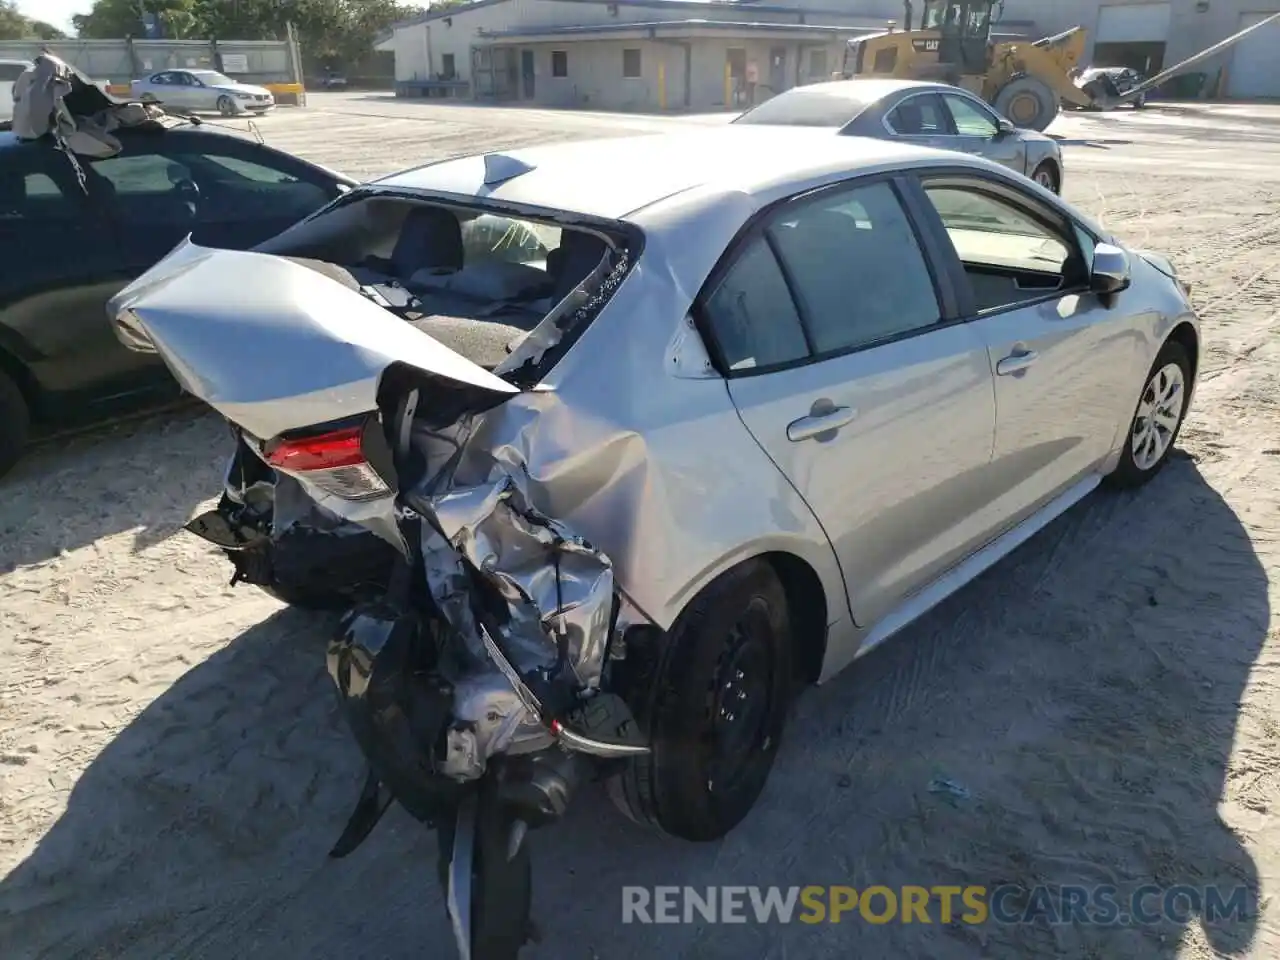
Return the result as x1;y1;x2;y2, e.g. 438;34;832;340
1229;13;1280;98
1096;3;1172;42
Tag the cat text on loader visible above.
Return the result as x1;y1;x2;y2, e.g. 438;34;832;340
841;0;1280;133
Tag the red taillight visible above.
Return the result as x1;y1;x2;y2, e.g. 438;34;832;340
266;426;391;502
267;426;365;472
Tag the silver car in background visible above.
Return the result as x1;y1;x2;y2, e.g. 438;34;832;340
129;69;274;116
734;78;1065;193
109;128;1197;959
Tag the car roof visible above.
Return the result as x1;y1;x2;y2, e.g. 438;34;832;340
774;78;951;100
0;123;266;152
373;125;977;221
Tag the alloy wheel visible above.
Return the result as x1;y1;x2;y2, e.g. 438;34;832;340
1131;361;1186;471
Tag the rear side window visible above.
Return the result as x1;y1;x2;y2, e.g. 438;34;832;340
885;94;949;135
766;180;940;354
703;238;809;372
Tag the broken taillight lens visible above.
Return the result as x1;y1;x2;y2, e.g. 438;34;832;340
266;425;392;501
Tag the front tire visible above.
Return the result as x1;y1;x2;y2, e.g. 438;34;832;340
217;95;237;116
611;560;793;841
0;367;30;481
1105;340;1193;489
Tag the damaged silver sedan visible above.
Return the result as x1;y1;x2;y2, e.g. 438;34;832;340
109;127;1200;959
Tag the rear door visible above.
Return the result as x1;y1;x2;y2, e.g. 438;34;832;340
909;171;1142;528
700;175;999;629
939;92;1026;174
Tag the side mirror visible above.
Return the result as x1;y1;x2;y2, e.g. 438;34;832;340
1090;243;1132;298
996;117;1016;136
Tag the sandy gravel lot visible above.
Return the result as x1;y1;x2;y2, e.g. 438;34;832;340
1;95;1278;960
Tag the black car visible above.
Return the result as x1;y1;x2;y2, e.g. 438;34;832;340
1075;66;1149;108
0;122;355;476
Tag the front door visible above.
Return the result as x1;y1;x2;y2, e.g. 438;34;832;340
913;173;1140;526
702;176;999;629
939;92;1026;173
521;49;535;99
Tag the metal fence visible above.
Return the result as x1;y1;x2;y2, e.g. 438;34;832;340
0;38;300;88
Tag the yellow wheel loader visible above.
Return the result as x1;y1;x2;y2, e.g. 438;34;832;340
841;0;1280;132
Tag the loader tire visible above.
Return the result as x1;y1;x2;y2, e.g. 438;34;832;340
994;76;1060;132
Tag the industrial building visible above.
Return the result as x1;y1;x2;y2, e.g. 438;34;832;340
378;0;1280;107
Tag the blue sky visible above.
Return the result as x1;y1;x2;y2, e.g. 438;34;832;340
17;0;92;34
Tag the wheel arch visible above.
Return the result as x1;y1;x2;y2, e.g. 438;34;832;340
627;549;832;690
1165;320;1200;385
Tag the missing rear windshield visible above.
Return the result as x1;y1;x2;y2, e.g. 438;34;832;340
261;193;638;387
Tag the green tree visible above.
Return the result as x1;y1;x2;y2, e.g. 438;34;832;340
73;0;201;39
27;19;68;39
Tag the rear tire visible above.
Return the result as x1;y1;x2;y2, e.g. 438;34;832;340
994;76;1061;132
0;367;31;481
610;560;793;841
1105;340;1193;489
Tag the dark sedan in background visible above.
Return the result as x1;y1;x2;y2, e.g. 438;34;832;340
0;123;355;477
734;78;1064;194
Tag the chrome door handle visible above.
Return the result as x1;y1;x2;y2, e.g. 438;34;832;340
786;406;858;442
996;350;1039;376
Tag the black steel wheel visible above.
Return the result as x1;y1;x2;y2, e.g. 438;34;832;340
610;560;793;841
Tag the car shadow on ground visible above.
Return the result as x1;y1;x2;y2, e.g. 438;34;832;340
0;405;225;572
0;458;1266;960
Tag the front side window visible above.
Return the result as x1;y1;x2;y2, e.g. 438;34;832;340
0;62;28;82
767;180;941;354
886;94;949;135
943;93;998;137
702;238;810;372
922;182;1083;312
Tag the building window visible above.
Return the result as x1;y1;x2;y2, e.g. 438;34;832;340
552;50;568;78
623;48;641;79
441;53;456;79
808;48;827;79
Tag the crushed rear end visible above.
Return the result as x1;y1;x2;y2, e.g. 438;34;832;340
109;194;650;958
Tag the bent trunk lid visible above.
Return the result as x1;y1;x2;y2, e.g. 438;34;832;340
109;238;518;442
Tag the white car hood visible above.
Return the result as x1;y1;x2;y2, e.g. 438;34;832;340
216;82;271;97
107;238;517;442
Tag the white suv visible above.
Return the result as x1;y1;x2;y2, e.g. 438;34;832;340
0;59;33;124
